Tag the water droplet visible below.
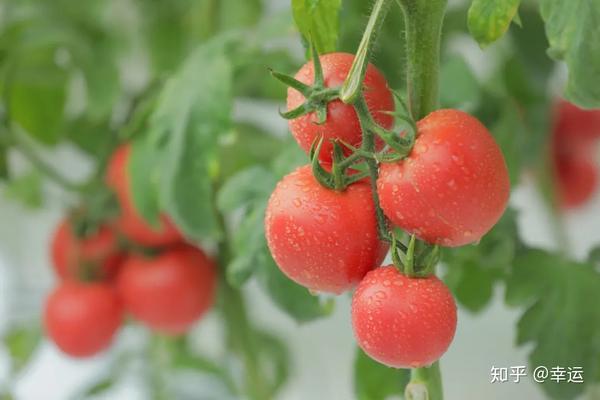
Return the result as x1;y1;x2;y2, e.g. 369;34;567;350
416;144;428;154
293;198;302;207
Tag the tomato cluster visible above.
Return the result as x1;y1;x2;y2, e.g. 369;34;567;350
45;144;216;358
266;53;510;368
552;100;600;208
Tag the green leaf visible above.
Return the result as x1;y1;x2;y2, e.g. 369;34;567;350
0;143;8;180
506;249;600;399
128;137;162;227
440;55;480;110
218;0;263;31
5;52;68;144
539;0;600;107
154;37;234;241
257;252;334;323
291;0;342;54
255;330;290;395
468;0;521;47
217;166;276;212
83;379;113;397
444;209;518;312
3;170;43;208
354;347;410;400
3;326;41;373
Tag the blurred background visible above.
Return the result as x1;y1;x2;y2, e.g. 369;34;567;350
0;0;599;399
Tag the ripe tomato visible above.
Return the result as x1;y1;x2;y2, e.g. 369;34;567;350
351;266;457;368
117;245;216;335
264;165;389;294
287;52;394;161
44;282;122;357
555;155;598;208
51;219;123;281
106;144;183;247
377;109;510;247
554;100;600;143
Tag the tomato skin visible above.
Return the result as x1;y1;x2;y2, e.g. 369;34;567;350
351;266;457;368
377;109;510;247
555;156;598;208
117;245;216;335
106;144;183;247
287;53;394;162
264;165;389;294
51;219;123;281
554;100;600;143
44;282;122;358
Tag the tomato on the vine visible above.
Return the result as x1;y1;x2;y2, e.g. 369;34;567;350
117;245;216;335
51;219;123;281
44;282;122;358
554;155;598;208
287;52;394;161
264;165;389;294
106;144;183;247
377;109;510;247
351;266;457;368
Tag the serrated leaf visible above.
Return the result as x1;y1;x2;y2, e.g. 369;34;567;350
539;0;600;107
3;326;40;373
291;0;342;54
468;0;521;47
257;251;334;323
506;249;600;399
154;37;234;241
440;55;480;110
354;347;410;400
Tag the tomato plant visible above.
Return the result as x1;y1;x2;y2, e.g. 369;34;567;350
117;245;216;335
0;0;599;399
44;282;122;358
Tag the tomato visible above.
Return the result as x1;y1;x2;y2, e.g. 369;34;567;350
264;165;389;294
551;100;600;209
287;52;394;161
555;155;598;208
51;219;123;281
106;144;183;247
377;109;510;247
351;266;457;368
44;282;122;357
117;245;216;335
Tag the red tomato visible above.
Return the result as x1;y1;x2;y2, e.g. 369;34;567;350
555;155;598;208
351;266;457;368
377;109;510;247
44;282;122;357
51;219;123;281
554;100;600;143
117;245;216;335
287;52;394;161
264;165;389;294
106;144;183;247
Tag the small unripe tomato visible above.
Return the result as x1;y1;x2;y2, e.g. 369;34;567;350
117;245;216;335
377;109;510;247
265;165;389;294
351;266;457;368
44;282;123;358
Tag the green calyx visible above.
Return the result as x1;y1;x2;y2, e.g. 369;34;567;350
391;233;441;278
309;137;369;191
271;45;339;125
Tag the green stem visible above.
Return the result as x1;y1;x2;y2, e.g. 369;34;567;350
340;0;392;103
405;362;443;400
398;0;447;120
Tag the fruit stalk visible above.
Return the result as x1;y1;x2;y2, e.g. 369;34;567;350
397;0;447;397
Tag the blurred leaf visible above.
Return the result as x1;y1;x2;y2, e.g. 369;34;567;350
468;0;521;47
489;101;526;185
154;37;234;241
65;117;115;157
217;166;275;212
218;0;263;31
3;326;40;373
539;0;600;107
354;347;410;400
444;209;518;312
271;142;307;177
3;170;43;208
292;0;342;54
129;137;162;227
5;51;68;144
255;331;290;395
0;144;8;180
506;249;600;399
79;52;120;120
588;246;600;265
440;55;480;111
82;378;113;397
